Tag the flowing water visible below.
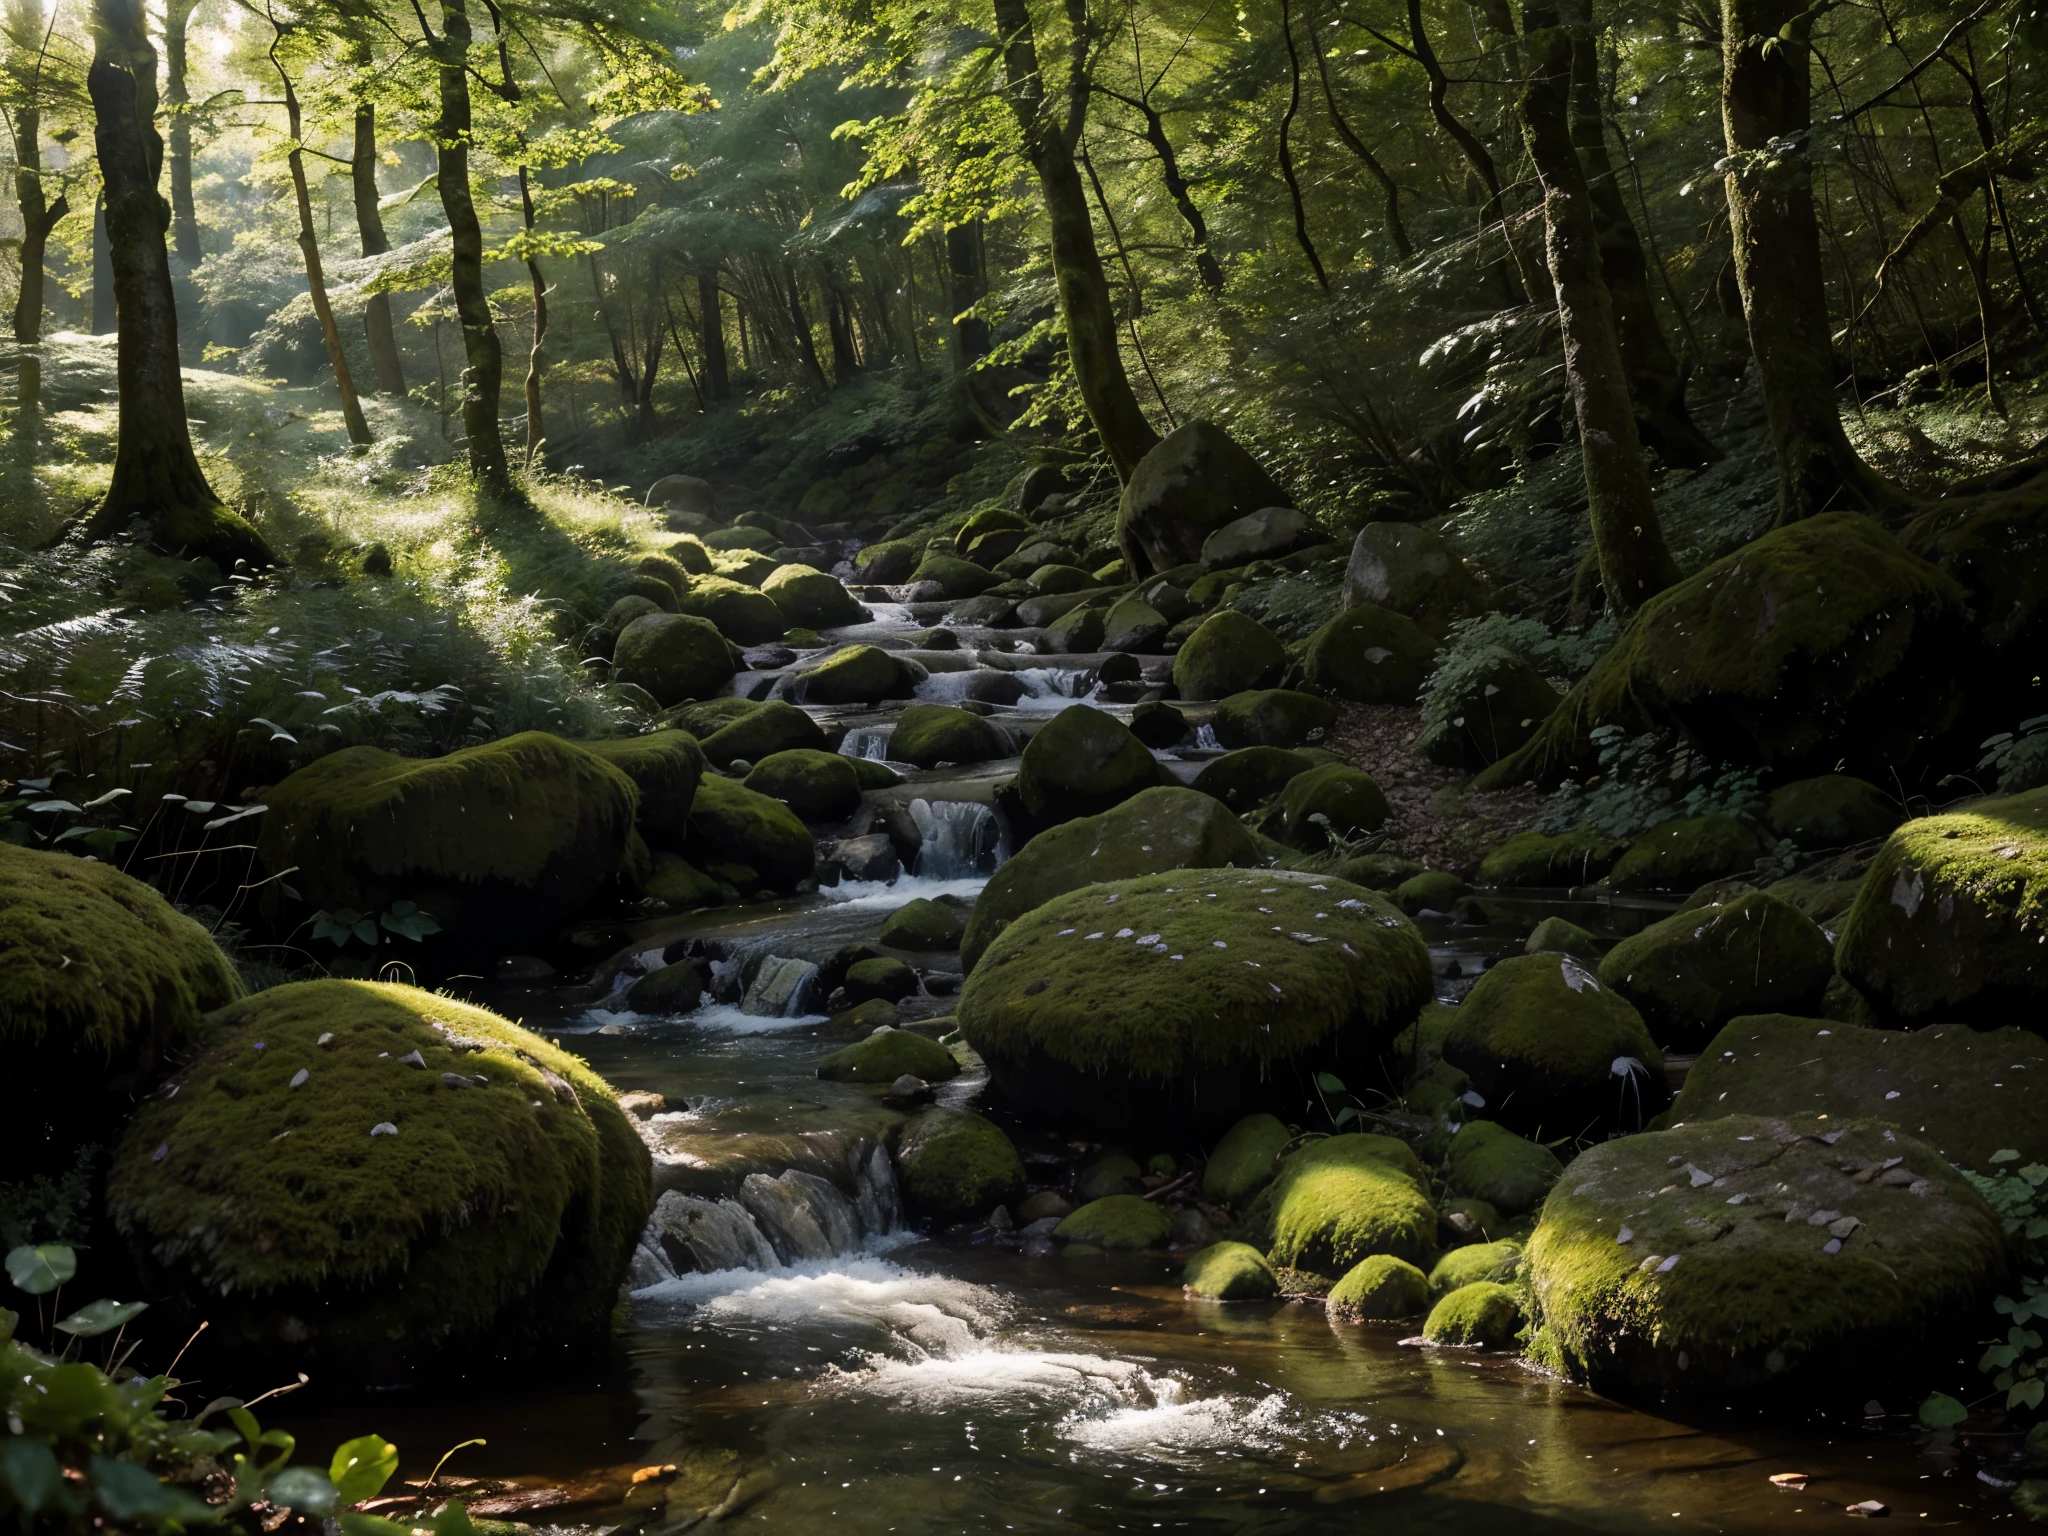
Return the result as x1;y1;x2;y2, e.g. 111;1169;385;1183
282;592;2019;1533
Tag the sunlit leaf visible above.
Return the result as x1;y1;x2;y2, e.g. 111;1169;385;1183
6;1242;77;1294
330;1435;401;1505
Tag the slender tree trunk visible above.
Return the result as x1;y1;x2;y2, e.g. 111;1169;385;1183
1720;0;1892;519
1520;22;1678;613
697;269;728;399
1408;0;1527;300
1304;9;1413;260
784;268;827;388
352;93;406;394
163;0;198;268
944;223;991;368
823;273;860;382
1277;0;1330;290
81;0;268;565
519;165;546;462
1101;86;1227;289
10;0;70;416
635;323;660;437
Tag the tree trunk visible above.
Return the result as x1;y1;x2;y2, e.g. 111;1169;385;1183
520;165;546;462
1520;23;1678;613
1720;0;1892;520
10;0;70;417
697;269;728;400
163;0;198;268
275;40;370;446
991;0;1159;481
823;273;860;382
81;0;268;566
944;222;990;368
784;268;827;388
352;97;407;394
635;323;660;438
91;190;115;332
1304;9;1412;260
1408;0;1528;301
1101;86;1227;289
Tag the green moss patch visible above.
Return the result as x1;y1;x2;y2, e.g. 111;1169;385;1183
1201;1112;1295;1206
1191;746;1314;815
678;574;787;643
1183;1240;1279;1299
1599;892;1834;1052
894;1107;1025;1215
1265;765;1390;851
743;749;863;823
1326;1254;1430;1320
1172;610;1286;701
880;897;967;951
1427;1241;1523;1299
583;731;705;838
1212;689;1337;750
1608;816;1769;892
1300;604;1437;705
762;565;865;628
817;1027;960;1084
889;704;1011;769
698;700;829;769
1057;1194;1172;1250
796;645;906;706
1250;1133;1437;1278
1424;1282;1522;1347
1015;706;1164;821
1444;1121;1563;1217
685;775;817;890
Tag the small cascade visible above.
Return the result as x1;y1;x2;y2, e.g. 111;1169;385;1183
910;799;1008;879
741;955;819;1016
839;725;894;761
1192;722;1221;750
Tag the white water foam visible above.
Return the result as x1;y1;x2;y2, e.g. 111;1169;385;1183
683;1002;830;1035
819;874;991;910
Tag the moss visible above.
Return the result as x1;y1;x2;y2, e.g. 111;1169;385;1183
715;550;780;587
1076;1151;1144;1200
817;1027;960;1084
1252;1133;1437;1278
583;731;705;838
685;774;817;890
820;997;900;1039
880;897;966;951
703;524;781;553
1394;870;1468;914
1212;689;1337;750
1264;764;1391;851
1326;1254;1430;1319
645;851;729;909
1427;1240;1522;1298
1424;1282;1523;1347
1191;746;1314;815
1670;1015;2048;1170
1599;892;1834;1051
1440;1197;1504;1245
698;700;830;769
1441;953;1667;1139
1184;1241;1279;1299
107;980;649;1369
627;959;703;1012
1525;916;1602;960
1056;1194;1172;1249
610;613;735;707
1300;604;1438;704
910;553;1001;598
1330;852;1426;890
1420;649;1562;771
666;536;714;575
743;749;863;823
1765;776;1902;849
1042;603;1106;654
1608;816;1769;892
957;870;1431;1132
677;574;786;643
1015;706;1163;821
585;595;661;660
761;565;865;629
847;757;902;791
1478;829;1626;887
854;540;920;582
1117;419;1290;575
1524;1114;2008;1397
1028;563;1096;594
962;787;1260;969
796;644;906;706
1764;877;1864;928
954;506;1030;554
1172;610;1286;702
668;696;761;737
1342;523;1493;639
894;1107;1025;1215
1444;1122;1563;1217
1202;1112;1295;1206
1103;598;1167;649
1836;787;2048;1027
845;956;918;1003
635;552;695;603
889;704;1012;769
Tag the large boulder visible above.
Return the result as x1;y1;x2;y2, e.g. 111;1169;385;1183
1116;420;1292;577
1479;514;1975;789
795;645;910;706
1171;610;1287;701
1598;892;1834;1051
583;730;705;839
1101;598;1168;653
893;1107;1025;1216
611;613;736;706
817;1027;959;1084
1262;764;1391;851
1836;787;2048;1028
1041;603;1107;654
1201;507;1311;568
1765;775;1902;849
910;553;1001;598
1341;523;1493;639
879;897;966;951
889;703;1012;768
743;749;864;823
761;565;866;629
1300;605;1439;704
1248;1133;1438;1279
685;774;817;890
106;980;650;1374
1202;1112;1294;1206
1671;1015;2048;1171
1477;828;1626;887
1211;689;1336;750
677;574;788;644
260;733;639;951
1525;1114;2008;1398
1014;706;1163;822
1608;815;1768;891
1440;953;1668;1139
647;473;715;518
1326;1255;1430;1320
1419;650;1561;770
957;870;1431;1133
1;843;244;1172
960;786;1261;969
1442;1121;1564;1217
697;700;828;769
1191;746;1314;814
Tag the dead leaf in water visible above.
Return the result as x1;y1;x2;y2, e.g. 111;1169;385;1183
1769;1473;1810;1490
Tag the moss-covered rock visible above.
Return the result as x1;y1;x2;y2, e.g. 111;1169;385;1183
762;564;866;629
1184;1241;1279;1299
1836;787;2048;1028
1671;1015;2048;1170
1766;776;1902;849
1440;953;1668;1139
885;703;1010;769
1191;745;1315;814
1;844;243;1171
743;749;863;823
698;700;829;769
1608;815;1769;892
610;613;736;707
260;733;640;950
1172;610;1286;702
1477;829;1626;887
107;980;649;1372
844;955;919;1004
703;524;781;553
1330;852;1427;891
1341;523;1493;640
1524;1114;2009;1397
1326;1254;1430;1320
1117;419;1292;576
1103;598;1168;652
627;959;704;1012
1212;689;1337;750
677;574;787;644
796;645;908;706
852;540;919;583
1423;1282;1522;1347
894;1107;1025;1215
1202;1112;1295;1206
1027;563;1096;595
1764;876;1865;928
954;507;1030;558
665;536;714;575
583;731;705;839
1015;706;1163;822
1250;1133;1437;1278
1076;1151;1144;1201
1300;604;1438;704
1265;764;1391;851
635;552;694;603
817;1027;960;1084
1041;603;1107;654
1444;1121;1564;1216
585;595;662;660
1394;870;1469;915
1598;891;1833;1051
1525;916;1602;960
644;851;727;909
880;897;966;951
910;553;1001;598
685;774;817;890
1419;649;1562;770
1057;1194;1173;1249
1427;1240;1522;1299
959;870;1430;1133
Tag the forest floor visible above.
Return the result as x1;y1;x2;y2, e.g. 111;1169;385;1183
1324;702;1540;871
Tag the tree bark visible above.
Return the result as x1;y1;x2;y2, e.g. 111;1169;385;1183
1097;85;1227;289
823;270;860;382
163;0;198;268
519;164;546;462
10;0;70;415
91;189;115;332
697;269;729;399
1277;0;1330;290
1520;23;1678;613
82;0;268;566
352;95;407;394
1304;8;1412;260
944;222;991;368
783;267;827;388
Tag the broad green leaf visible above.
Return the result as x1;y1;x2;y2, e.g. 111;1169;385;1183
1917;1391;1968;1428
1314;1072;1346;1094
0;1438;64;1513
338;1513;415;1536
54;1298;149;1337
7;1242;77;1294
90;1456;172;1520
330;1435;401;1505
268;1467;340;1516
1991;1149;2022;1163
2017;1378;2047;1411
433;1500;482;1536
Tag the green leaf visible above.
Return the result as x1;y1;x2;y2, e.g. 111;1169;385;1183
338;1514;415;1536
1917;1391;1969;1428
1992;1149;2023;1163
330;1435;400;1505
90;1456;173;1521
1314;1072;1347;1094
381;902;442;942
432;1501;482;1536
228;1406;262;1448
2018;1378;2048;1411
0;1438;64;1514
268;1468;340;1516
7;1242;77;1294
54;1298;149;1336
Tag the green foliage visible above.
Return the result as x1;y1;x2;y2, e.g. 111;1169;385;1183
1965;1151;2048;1411
1980;716;2048;796
1535;726;1770;841
1418;613;1612;742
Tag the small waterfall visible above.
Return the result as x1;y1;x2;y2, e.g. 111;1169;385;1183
1192;723;1220;750
741;955;819;1016
910;799;1008;879
839;725;894;761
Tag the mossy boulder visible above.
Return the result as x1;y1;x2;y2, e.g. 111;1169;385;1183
844;956;918;1004
1440;953;1668;1139
1184;1241;1280;1299
1525;916;1602;961
1423;1283;1522;1347
107;980;650;1373
1027;563;1096;595
610;613;736;706
260;733;639;951
696;701;829;770
1202;1112;1295;1206
761;564;866;629
1443;1121;1564;1216
1116;419;1292;576
634;552;694;603
583;731;705;839
1015;706;1163;822
1671;1015;2048;1171
893;1107;1025;1216
1057;1194;1173;1249
1041;603;1107;654
1599;892;1834;1051
1300;604;1439;704
1394;870;1468;914
888;703;1012;769
954;506;1030;558
1427;1240;1522;1298
627;959;704;1012
1191;746;1314;815
1525;1114;2009;1397
962;787;1260;970
817;1027;960;1084
1836;787;2048;1028
1249;1133;1438;1278
703;524;781;553
854;540;919;583
1264;764;1392;851
1765;876;1865;928
1341;523;1493;640
1212;689;1336;750
677;574;787;644
742;749;863;823
796;645;907;706
1103;598;1168;652
1765;775;1902;849
685;774;816;891
1419;649;1562;770
910;553;1001;598
1477;829;1626;887
1;843;244;1171
664;536;714;574
880;897;967;951
584;595;661;660
958;870;1431;1133
644;852;727;909
1608;816;1769;892
1171;610;1287;702
1076;1151;1144;1201
1331;852;1427;891
1326;1255;1430;1320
